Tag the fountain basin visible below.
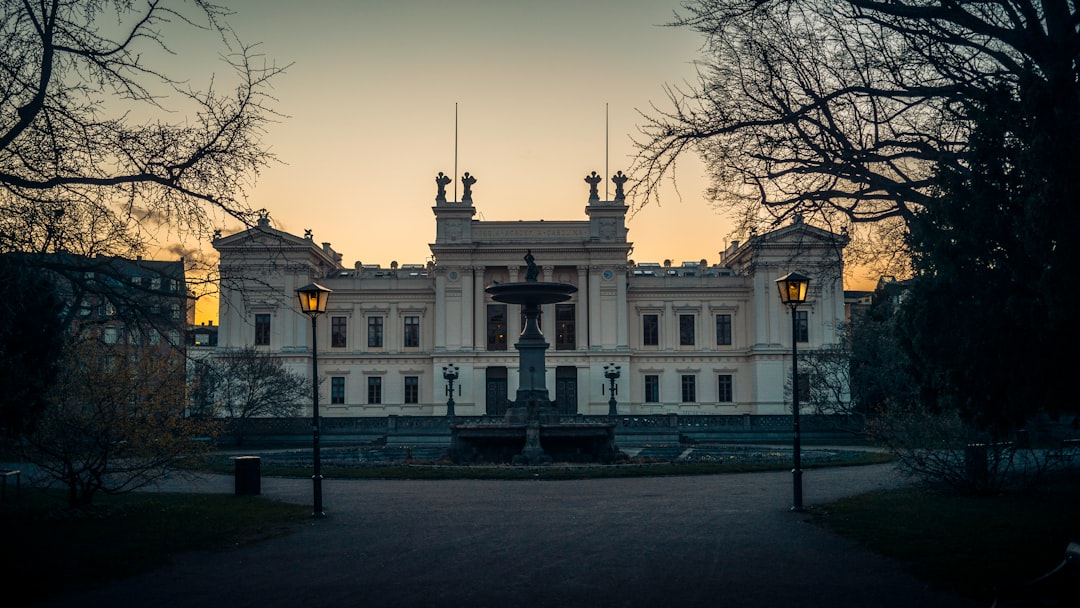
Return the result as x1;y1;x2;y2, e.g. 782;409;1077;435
450;422;621;464
486;281;577;305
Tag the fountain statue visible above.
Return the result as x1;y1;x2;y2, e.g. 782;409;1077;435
449;251;622;464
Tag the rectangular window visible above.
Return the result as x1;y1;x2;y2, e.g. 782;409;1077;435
644;374;660;403
171;303;181;320
797;372;810;403
487;304;507;351
331;316;347;348
255;314;271;346
555;304;575;350
795;310;809;343
403;316;420;348
681;375;696;403
367;377;382;404
718;374;733;403
404;376;419;404
367;316;383;348
103;327;118;344
716;314;732;346
151;277;161;290
679;314;696;346
331;377;345;404
643;314;659;346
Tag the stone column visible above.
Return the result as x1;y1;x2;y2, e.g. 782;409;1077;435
542;265;555;339
576;266;589;350
616;266;629;349
472;266;485;350
588;265;602;350
434;267;447;352
664;301;676;350
507;265;521;339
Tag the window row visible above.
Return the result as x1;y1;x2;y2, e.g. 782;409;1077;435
252;314;422;348
330;375;422;405
256;308;809;350
641;312;807;347
643;374;735;404
102;326;181;346
130;276;181;292
487;304;575;351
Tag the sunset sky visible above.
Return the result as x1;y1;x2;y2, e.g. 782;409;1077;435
173;1;872;321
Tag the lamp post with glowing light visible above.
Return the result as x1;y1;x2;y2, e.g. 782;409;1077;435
776;271;810;512
604;364;621;416
443;363;459;417
296;282;331;517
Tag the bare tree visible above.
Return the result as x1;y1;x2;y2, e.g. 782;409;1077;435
633;1;1078;265
25;339;217;507
799;341;855;417
0;0;284;261
209;346;307;446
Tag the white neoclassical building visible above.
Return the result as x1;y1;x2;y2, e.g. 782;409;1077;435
213;175;848;418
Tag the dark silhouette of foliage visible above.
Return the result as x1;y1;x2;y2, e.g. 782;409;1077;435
901;85;1079;438
637;0;1080;441
0;255;66;437
848;283;918;419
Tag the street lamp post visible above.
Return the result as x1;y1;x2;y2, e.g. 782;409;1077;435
776;271;811;512
442;363;459;417
603;364;621;416
296;282;332;518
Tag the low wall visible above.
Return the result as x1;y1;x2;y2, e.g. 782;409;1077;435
221;414;866;448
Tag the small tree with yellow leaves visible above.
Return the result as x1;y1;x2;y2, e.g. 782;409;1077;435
26;339;218;507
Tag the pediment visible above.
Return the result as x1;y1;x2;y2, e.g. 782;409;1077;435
214;226;312;250
755;220;846;247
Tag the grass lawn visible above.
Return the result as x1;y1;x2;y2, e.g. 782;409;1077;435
2;489;310;607
809;470;1080;601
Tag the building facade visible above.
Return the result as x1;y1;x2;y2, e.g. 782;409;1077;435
22;252;192;349
214;177;848;418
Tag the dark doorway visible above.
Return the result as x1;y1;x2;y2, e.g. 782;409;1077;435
555;366;578;416
485;367;508;416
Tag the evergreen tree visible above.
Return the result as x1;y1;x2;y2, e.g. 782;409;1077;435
901;84;1079;437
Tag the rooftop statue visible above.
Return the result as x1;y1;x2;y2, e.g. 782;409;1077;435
462;172;477;202
435;172;452;203
612;170;628;200
585;171;602;200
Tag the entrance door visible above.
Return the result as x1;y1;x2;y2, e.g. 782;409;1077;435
485;367;508;416
555;366;578;416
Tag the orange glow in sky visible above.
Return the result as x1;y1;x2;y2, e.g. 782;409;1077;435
179;2;875;322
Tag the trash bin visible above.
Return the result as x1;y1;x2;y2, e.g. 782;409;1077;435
964;443;988;489
234;456;261;496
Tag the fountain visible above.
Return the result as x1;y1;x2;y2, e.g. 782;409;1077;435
450;251;623;465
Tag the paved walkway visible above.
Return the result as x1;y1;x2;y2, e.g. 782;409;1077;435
41;464;980;608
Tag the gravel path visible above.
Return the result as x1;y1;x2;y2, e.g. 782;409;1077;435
39;464;980;608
